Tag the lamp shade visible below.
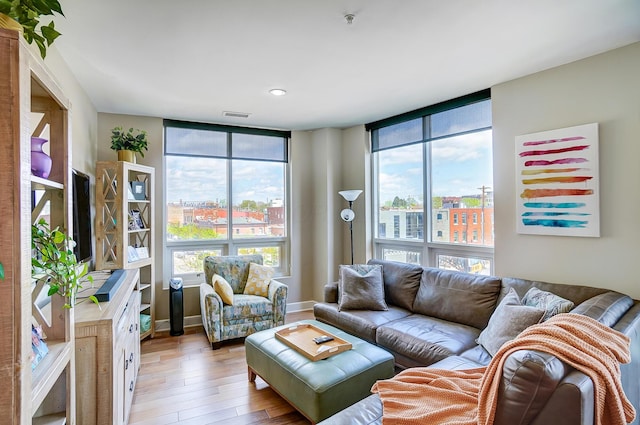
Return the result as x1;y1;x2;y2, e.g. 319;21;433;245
340;208;355;222
339;190;362;202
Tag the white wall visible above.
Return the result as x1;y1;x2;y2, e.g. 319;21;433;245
44;46;98;178
341;125;372;264
493;42;640;298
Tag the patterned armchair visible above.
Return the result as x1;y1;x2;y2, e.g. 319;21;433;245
200;254;288;349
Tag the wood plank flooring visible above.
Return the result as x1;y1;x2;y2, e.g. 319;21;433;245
129;311;314;425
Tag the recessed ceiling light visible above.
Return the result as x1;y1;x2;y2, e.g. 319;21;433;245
269;88;287;96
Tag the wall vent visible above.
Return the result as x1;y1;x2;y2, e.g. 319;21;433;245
223;111;251;118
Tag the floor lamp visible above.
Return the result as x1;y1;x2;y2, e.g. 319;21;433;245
339;190;362;265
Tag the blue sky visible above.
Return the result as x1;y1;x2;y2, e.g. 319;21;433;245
165;129;492;206
165;157;285;205
378;129;493;204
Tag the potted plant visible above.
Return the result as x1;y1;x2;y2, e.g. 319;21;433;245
32;218;97;308
110;126;149;163
0;0;64;59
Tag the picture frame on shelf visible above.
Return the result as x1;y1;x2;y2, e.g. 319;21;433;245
135;246;149;259
131;181;146;200
128;209;144;230
127;245;140;263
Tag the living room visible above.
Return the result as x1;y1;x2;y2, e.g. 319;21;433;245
1;1;640;424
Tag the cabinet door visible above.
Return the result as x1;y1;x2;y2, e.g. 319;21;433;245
123;339;136;423
114;346;125;425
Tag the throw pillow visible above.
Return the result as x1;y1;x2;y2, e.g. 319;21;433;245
338;264;388;311
477;288;545;356
522;287;575;321
243;263;274;297
212;274;234;305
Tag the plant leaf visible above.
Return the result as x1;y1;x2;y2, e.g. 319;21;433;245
0;262;4;280
0;1;12;14
41;21;61;45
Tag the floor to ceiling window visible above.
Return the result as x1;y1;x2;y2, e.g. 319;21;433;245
368;90;494;274
163;120;290;287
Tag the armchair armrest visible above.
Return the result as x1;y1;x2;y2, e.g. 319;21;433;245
268;278;288;326
200;283;224;344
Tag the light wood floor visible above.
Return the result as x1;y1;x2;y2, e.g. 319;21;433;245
129;311;314;425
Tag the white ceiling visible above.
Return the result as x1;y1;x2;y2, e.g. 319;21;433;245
54;0;640;131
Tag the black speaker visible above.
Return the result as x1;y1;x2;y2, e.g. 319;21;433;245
169;278;184;336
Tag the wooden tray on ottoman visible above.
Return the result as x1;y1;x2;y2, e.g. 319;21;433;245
275;323;352;361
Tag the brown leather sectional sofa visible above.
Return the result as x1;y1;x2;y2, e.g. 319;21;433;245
314;259;640;425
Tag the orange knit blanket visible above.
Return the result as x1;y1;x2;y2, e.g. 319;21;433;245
372;313;635;425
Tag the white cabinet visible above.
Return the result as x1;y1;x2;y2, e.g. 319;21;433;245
75;269;141;425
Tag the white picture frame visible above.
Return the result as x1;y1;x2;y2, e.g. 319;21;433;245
515;123;599;237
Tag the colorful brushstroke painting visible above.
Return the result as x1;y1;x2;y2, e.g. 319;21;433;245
515;123;599;237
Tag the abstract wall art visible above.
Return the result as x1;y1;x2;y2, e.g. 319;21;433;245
515;123;599;237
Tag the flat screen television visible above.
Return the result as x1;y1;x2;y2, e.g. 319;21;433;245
72;169;93;264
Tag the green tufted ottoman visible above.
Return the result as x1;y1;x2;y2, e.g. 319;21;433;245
245;319;395;424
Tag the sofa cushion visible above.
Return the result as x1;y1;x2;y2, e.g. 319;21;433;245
522;287;574;321
243;262;274;297
477;288;545;356
212;274;234;305
204;254;263;293
500;277;608;307
429;355;485;370
368;259;423;311
412;267;502;329
571;291;634;327
376;314;481;366
222;294;272;324
459;345;492;366
338;264;387;311
313;303;411;343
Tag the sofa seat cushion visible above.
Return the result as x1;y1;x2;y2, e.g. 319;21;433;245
459;345;492;366
429;355;485;370
313;303;411;343
412;267;502;329
222;295;273;324
376;314;481;366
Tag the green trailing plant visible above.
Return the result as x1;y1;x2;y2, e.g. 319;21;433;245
32;218;97;308
110;126;149;157
0;261;4;280
0;0;64;59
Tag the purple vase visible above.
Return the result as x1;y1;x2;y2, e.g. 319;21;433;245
31;137;52;179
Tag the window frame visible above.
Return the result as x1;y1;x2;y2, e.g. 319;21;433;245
163;120;291;288
369;90;494;273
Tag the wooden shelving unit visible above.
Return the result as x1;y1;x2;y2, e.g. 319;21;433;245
0;28;75;424
95;161;155;339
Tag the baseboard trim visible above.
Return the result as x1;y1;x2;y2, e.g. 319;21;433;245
155;315;203;332
287;300;316;312
153;300;317;332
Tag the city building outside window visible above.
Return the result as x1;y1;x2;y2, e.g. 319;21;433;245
369;90;493;274
163;120;290;287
